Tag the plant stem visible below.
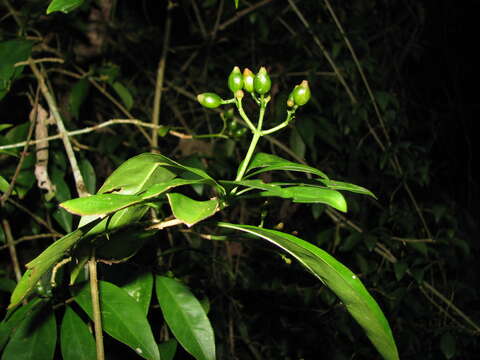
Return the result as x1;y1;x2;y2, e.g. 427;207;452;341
261;109;295;135
89;253;105;360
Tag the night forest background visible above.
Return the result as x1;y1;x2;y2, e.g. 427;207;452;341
1;0;479;359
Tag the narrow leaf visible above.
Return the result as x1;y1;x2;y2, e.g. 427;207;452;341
216;223;399;360
167;193;219;227
158;339;177;360
73;281;160;360
112;81;134;110
61;193;143;216
140;178;209;200
1;303;56;360
46;0;84;14
9;218;102;309
0;175;9;193
245;152;328;179
156;276;215;360
260;186;348;212
319;179;377;199
61;306;96;360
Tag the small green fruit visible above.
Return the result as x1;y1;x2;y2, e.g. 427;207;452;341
292;80;311;106
253;67;271;95
228;66;244;93
242;68;255;93
197;93;222;109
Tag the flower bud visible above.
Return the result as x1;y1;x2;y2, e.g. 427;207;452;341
228;66;244;93
242;68;255;93
292;80;311;106
197;92;222;109
253;66;271;95
234;89;244;99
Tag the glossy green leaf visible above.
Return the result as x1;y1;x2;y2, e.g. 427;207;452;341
158;339;177;360
121;271;153;316
95;229;154;263
60;306;96;360
260;186;347;212
0;124;13;132
68;78;90;119
0;40;33;101
245;152;328;180
140;178;209;200
216;223;399;360
61;193;143;216
167;193;220;227
0;299;42;352
8;218;102;309
112;81;134;110
318;179;376;199
156;276;215;360
73;281;160;360
0;175;9;193
1;302;56;360
79;158;96;194
46;0;84;14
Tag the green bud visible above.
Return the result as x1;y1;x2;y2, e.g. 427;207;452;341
242;68;255;93
228;66;244;93
234;89;244;100
197;92;222;109
292;80;311;106
287;87;296;107
253;66;271;95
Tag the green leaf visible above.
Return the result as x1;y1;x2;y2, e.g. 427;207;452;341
440;332;456;359
158;339;177;360
289;127;306;159
60;306;96;360
216;223;399;360
234;0;239;9
260;186;348;212
68;78;90;119
156;276;215;360
73;281;160;360
318;179;376;199
61;193;143;216
8;218;102;309
95;229;154;263
121;271;154;316
0;124;13;132
112;82;134;110
140;178;210;200
0;175;9;194
167;193;220;227
79;158;96;194
0;278;16;292
46;0;84;14
245;152;329;180
1;302;56;360
0;40;34;101
0;299;43;352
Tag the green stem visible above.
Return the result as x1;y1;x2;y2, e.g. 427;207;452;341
261;109;295;135
89;254;105;360
236;98;256;132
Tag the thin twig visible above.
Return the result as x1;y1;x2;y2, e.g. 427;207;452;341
2;219;22;282
152;1;173;152
215;0;274;33
14;57;64;67
89;253;105;360
7;198;60;234
29;59;89;197
391;236;434;243
0;233;62;251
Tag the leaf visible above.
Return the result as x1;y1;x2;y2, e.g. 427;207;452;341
260;186;348;212
0;299;42;352
318;179;376;199
1;302;56;360
8;218;102;309
0;40;34;101
60;306;96;360
95;229;154;263
61;193;143;216
158;339;177;360
440;332;456;359
46;0;84;14
120;271;154;316
73;281;160;360
0;278;16;292
112;82;134;110
79;158;96;194
156;276;215;360
0;175;9;193
167;193;220;227
68;78;90;119
289;127;306;159
245;152;328;180
140;178;210;200
234;0;239;9
216;223;399;360
0;124;13;132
